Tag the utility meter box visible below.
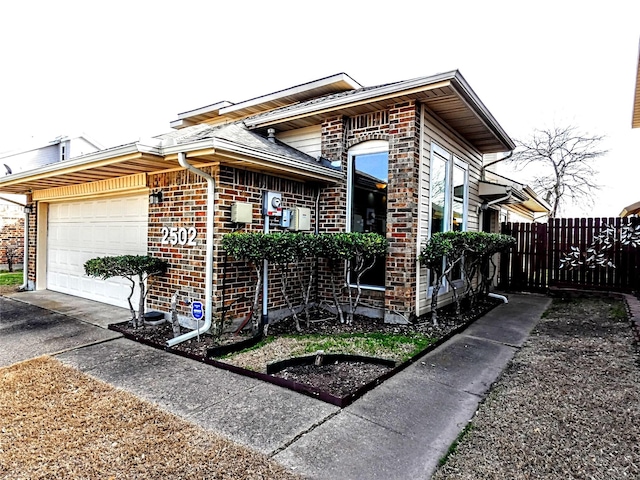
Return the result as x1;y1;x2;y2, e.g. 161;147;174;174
290;206;311;231
231;202;253;223
263;191;282;217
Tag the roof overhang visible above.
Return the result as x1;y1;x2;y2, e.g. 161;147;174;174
0;137;343;195
170;73;362;129
479;180;550;213
620;200;640;217
245;70;515;154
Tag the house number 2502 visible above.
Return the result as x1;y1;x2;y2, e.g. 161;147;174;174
161;226;198;246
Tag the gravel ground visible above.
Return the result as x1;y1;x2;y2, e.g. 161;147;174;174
433;296;640;479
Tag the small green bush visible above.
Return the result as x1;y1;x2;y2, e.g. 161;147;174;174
84;255;168;328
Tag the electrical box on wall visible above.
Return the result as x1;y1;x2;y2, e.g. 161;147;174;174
290;206;311;231
262;191;282;217
280;209;292;228
231;202;253;223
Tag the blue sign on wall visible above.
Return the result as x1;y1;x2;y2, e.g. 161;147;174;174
191;301;204;320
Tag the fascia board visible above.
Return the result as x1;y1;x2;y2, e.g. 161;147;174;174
0;143;160;186
164;137;342;181
243;71;460;127
210;138;343;181
161;139;217;156
449;72;516;151
219;73;363;116
175;101;234;120
164;136;340;178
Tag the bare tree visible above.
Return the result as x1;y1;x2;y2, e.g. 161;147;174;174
509;125;607;217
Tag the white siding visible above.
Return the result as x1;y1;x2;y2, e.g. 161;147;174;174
69;137;101;158
276;125;322;158
416;106;484;316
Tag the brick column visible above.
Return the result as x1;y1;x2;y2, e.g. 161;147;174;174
385;101;420;322
319;116;347;233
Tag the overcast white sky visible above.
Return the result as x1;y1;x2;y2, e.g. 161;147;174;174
1;0;638;217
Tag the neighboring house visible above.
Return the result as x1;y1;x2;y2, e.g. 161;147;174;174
0;134;103;276
0;195;25;271
622;43;640;217
480;169;550;228
620;201;640;217
0;71;516;323
0;134;103;175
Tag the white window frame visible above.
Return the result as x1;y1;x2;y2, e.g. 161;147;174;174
346;140;389;291
427;142;469;296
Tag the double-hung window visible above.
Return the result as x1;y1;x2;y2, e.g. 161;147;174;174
428;143;469;291
346;140;389;289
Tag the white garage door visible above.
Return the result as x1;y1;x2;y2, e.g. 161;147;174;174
47;195;148;308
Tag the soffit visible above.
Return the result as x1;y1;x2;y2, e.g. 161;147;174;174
0;151;169;194
0;144;341;196
246;76;514;154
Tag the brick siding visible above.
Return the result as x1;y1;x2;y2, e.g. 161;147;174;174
0;217;24;267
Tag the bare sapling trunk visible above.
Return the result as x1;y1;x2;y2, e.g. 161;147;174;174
137;274;146;329
170;291;181;338
279;264;302;332
125;278;138;327
347;256;377;325
430;272;443;326
302;267;314;329
331;261;346;324
251;264;263;334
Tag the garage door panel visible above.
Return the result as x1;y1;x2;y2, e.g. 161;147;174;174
47;195;148;309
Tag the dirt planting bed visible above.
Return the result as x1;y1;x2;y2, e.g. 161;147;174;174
110;298;501;406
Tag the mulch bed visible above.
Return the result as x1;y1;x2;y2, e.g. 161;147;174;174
110;298;501;406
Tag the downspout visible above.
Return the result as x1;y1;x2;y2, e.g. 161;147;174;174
0;196;29;290
481;151;513;181
166;152;215;347
19;208;28;290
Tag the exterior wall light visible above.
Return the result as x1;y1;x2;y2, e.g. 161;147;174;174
23;204;34;214
149;190;163;205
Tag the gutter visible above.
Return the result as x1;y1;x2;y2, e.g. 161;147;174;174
243;71;460;128
166;152;215;347
0;141;162;188
479;190;514;213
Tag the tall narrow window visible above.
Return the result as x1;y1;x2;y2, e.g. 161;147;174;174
428;143;469;292
430;149;449;235
347;141;389;288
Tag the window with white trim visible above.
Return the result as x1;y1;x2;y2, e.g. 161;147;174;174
347;140;389;289
428;143;469;291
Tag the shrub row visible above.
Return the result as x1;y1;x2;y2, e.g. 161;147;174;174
419;231;516;323
222;232;388;327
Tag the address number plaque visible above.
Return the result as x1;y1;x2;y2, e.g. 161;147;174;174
160;226;198;246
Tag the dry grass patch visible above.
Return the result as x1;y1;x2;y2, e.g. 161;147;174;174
434;297;640;479
0;356;300;479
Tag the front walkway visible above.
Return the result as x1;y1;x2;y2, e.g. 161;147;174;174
1;290;551;479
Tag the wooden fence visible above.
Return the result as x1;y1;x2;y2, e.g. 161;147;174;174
499;217;640;293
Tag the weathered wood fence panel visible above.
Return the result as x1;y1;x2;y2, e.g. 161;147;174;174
500;217;640;293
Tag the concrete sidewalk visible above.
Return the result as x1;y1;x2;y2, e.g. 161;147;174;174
1;290;550;479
